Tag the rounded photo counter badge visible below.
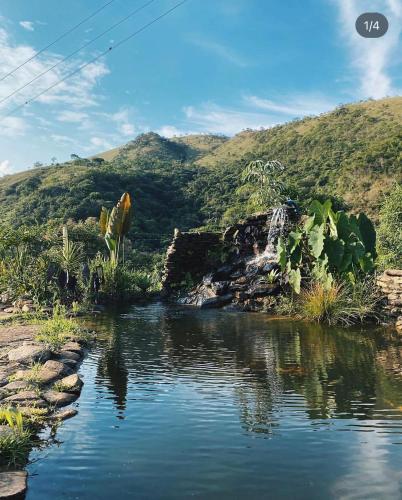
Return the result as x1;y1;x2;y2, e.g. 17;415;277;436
356;12;388;38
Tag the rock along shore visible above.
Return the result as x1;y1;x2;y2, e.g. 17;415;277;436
0;323;92;499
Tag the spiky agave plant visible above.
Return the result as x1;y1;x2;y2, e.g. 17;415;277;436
99;192;132;265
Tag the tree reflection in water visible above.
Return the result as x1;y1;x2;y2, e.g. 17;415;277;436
91;305;402;432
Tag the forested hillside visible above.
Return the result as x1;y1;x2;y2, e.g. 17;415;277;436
0;96;400;250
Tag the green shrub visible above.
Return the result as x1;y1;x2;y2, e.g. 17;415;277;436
298;278;380;326
377;183;402;269
36;304;90;350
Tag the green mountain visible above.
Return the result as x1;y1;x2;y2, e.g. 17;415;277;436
0;96;401;250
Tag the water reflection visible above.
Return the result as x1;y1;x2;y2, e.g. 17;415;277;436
96;314;128;417
93;305;402;432
27;304;402;500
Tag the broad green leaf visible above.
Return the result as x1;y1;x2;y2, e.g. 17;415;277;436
277;236;287;271
336;212;351;241
303;215;316;232
309;200;325;225
105;233;117;253
357;212;376;259
324;236;344;270
349;214;363;241
328;209;338;238
288;268;301;294
308;223;325;259
339;250;353;273
358;253;375;273
288;230;303;254
290;244;302;266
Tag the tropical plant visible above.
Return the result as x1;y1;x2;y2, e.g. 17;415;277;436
60;226;83;285
267;269;279;284
238;159;288;210
99;192;132;265
278;199;377;293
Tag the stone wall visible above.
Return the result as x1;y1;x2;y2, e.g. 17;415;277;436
377;269;402;333
162;229;222;291
165;206;300;310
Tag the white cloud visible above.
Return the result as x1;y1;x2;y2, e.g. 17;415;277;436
19;21;34;32
108;109;136;137
182;93;339;136
0;159;11;176
183;103;276;135
0;116;27;137
157;125;192;137
50;134;76;145
245;94;336;117
89;136;113;150
57;110;89;123
188;35;249;67
335;0;402;98
0;28;109;113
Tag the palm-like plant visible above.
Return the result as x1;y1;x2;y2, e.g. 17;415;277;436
241;159;286;209
99;192;132;265
61;226;83;284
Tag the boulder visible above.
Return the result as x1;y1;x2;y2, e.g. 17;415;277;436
7;344;51;365
59;350;81;361
36;360;70;384
198;293;233;308
0;471;27;499
61;342;83;354
59;358;78;369
3;390;47;408
57;374;83;394
52;408;78;421
3;307;15;314
42;390;77;407
21;304;34;313
1;380;30;392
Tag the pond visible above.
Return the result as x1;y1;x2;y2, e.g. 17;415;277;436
26;303;402;499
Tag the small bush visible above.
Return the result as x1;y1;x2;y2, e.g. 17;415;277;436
298;279;380;326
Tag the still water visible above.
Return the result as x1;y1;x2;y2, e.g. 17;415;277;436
27;303;402;499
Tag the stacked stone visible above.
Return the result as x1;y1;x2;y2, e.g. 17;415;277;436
377;269;402;333
223;211;273;256
162;229;222;291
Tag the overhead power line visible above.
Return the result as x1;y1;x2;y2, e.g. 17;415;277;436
2;0;188;120
0;0;156;106
0;0;115;83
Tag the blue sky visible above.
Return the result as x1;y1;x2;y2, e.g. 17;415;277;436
0;0;401;174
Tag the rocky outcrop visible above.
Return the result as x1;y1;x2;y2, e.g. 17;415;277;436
377;269;402;333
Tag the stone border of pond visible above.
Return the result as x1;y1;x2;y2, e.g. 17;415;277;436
0;323;95;499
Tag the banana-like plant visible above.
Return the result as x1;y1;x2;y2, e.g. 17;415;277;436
277;199;376;293
99;192;132;265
